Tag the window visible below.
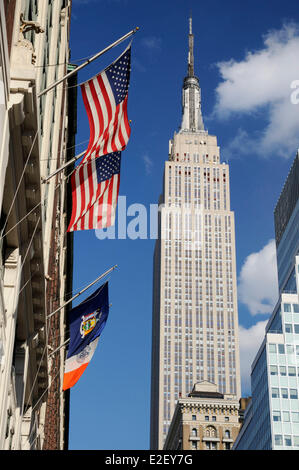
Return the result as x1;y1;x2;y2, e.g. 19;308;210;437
281;388;288;398
191;428;197;436
270;366;278;375
293;436;299;447
212;416;216;422
288;366;296;376
283;411;290;422
284;303;291;312
294;324;299;334
285;324;293;333
284;435;292;447
278;344;285;354
206;441;217;450
269;344;276;353
274;435;283;446
205;416;209;421
225;442;230;450
192;415;196;421
205;426;217;438
273;411;281;422
293;304;299;313
224;430;230;438
271;387;279;398
224;417;229;422
290;389;298;399
191;441;197;450
292;412;299;422
280;366;287;376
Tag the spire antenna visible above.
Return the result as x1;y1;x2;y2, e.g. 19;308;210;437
180;16;205;132
188;14;194;77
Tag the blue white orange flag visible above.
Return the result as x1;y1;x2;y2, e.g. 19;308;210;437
80;45;131;163
63;282;109;390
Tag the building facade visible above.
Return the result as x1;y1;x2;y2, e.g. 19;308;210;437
234;151;299;450
150;18;241;450
164;381;241;451
0;1;75;449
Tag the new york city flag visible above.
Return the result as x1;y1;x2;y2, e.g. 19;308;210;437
63;282;109;390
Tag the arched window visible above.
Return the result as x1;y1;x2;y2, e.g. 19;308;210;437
224;430;230;439
205;426;217;438
191;428;197;436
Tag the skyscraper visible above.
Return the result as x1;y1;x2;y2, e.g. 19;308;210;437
234;151;299;450
150;18;241;450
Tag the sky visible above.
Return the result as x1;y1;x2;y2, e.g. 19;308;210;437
67;0;299;450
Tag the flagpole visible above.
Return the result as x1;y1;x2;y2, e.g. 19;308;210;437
47;265;117;320
48;338;70;358
38;27;140;98
41;149;86;184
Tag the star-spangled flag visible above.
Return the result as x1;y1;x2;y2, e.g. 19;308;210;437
81;45;131;163
63;282;109;391
67;151;121;231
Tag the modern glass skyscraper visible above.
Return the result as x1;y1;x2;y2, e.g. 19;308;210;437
150;18;241;450
234;151;299;450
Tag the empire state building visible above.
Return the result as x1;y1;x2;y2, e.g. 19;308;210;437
150;18;241;450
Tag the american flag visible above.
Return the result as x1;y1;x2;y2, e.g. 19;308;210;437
81;45;131;162
67;152;121;232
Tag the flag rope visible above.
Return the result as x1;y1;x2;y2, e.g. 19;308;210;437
23;364;61;449
38;27;139;98
41;149;86;184
0;157;76;243
19;216;40;273
46;265;116;320
0;130;38;238
39;137;90;161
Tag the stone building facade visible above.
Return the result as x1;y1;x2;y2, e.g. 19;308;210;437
0;1;75;449
164;381;241;450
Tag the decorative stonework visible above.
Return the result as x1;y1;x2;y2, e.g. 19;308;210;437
12;13;44;66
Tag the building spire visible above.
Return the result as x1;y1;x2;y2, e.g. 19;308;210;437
188;15;194;77
180;15;204;133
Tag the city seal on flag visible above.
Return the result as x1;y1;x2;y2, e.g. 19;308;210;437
80;308;102;338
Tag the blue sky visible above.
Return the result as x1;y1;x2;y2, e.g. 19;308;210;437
68;0;299;450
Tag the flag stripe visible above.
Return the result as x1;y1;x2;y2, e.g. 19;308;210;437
88;79;104;159
80;46;131;164
68;159;120;232
97;73;112;157
81;83;95;158
68;46;131;232
63;363;89;391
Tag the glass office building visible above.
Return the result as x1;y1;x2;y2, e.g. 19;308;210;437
234;152;299;450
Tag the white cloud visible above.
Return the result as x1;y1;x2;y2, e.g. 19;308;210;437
214;22;299;158
238;239;279;315
239;320;268;394
141;36;162;51
142;154;153;175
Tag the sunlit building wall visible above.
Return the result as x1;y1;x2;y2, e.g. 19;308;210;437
150;19;241;450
